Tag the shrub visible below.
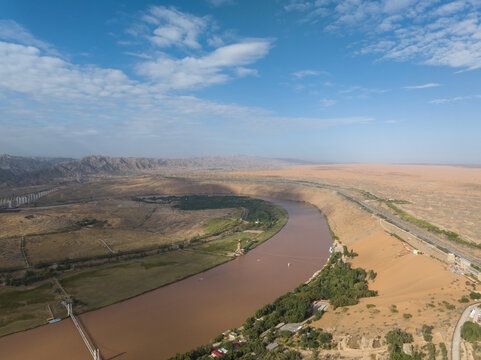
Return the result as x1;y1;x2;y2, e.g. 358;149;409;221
385;329;413;355
439;342;448;360
442;301;455;310
461;321;481;342
422;325;433;342
426;343;436;360
459;296;470;303
403;313;412;319
470;292;481;300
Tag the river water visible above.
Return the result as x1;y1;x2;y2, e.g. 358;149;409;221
0;199;332;360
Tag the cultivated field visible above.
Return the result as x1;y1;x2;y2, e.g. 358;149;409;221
0;199;240;267
0;191;287;338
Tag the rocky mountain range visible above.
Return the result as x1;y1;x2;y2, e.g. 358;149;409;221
0;154;302;186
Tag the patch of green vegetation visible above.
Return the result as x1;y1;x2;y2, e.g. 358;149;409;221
0;282;62;337
470;292;481;300
461;321;481;342
425;343;435;360
422;325;433;342
198;232;251;253
343;245;358;258
171;253;375;360
296;326;335;349
323;214;339;241
202;217;240;235
61;250;229;313
403;313;412;319
60;268;109;287
471;264;481;272
170;195;279;224
390;304;399;313
366;304;376;309
141;260;177;270
442;301;455;310
459;296;470;303
0;283;54;312
242;253;377;339
385;329;414;359
439;342;448;360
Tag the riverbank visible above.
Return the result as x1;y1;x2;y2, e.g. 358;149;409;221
205;173;475;358
0;199;331;360
0;196;287;338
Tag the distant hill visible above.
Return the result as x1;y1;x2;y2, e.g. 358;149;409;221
0;154;72;175
0;155;301;186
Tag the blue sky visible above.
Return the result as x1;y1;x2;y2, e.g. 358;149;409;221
0;0;480;163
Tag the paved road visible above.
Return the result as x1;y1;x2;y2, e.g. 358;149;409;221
452;303;481;360
291;180;481;269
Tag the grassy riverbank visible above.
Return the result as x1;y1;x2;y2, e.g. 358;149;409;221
169;251;377;360
0;196;288;337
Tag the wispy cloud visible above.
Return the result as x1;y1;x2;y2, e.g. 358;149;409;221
430;94;481;104
136;39;272;90
0;19;58;56
206;0;235;7
339;85;390;98
292;69;328;78
0;18;372;156
123;6;273;90
319;98;336;108
404;83;441;89
287;1;481;71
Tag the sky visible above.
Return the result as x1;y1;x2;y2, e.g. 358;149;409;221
0;0;480;164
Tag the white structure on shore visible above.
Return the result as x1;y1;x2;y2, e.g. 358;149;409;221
0;188;56;208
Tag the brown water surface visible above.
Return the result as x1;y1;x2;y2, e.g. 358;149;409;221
0;199;332;360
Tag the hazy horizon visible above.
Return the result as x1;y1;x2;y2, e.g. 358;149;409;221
1;0;480;164
2;152;481;167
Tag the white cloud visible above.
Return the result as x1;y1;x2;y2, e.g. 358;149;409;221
0;41;139;100
142;6;209;49
404;83;440;89
292;69;323;78
136;40;272;89
288;0;481;71
0;20;371;156
0;20;54;53
122;7;273;89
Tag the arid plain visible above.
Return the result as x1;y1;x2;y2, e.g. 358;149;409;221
1;163;481;359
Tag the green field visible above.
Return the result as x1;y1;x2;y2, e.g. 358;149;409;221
0;283;66;337
0;195;288;337
61;250;230;312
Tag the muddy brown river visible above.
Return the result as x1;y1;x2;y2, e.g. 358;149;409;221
0;199;332;360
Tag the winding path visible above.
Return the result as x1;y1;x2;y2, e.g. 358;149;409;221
452;302;481;360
